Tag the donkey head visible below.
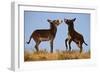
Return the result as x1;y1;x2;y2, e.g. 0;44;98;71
64;18;76;25
47;19;63;27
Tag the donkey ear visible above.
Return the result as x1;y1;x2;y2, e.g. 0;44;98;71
47;19;51;22
73;18;76;22
64;18;67;22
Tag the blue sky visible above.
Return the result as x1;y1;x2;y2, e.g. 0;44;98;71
24;11;90;52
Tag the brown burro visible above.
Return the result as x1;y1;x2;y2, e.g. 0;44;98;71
64;18;87;53
27;19;63;53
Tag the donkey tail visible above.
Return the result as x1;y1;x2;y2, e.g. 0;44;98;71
26;35;32;44
83;41;88;46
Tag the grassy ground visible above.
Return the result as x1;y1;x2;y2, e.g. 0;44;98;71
24;49;90;61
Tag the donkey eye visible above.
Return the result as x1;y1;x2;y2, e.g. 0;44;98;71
66;20;68;22
56;20;59;23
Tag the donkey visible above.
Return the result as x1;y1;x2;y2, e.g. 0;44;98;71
26;19;63;53
64;18;87;53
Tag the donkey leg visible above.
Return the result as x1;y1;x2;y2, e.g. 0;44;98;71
79;44;83;53
68;40;72;51
35;41;41;52
65;38;68;50
50;40;53;53
78;42;83;53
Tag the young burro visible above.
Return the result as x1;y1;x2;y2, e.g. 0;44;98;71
64;18;88;53
27;19;63;53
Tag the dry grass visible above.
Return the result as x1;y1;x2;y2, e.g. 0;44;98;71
24;50;90;61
